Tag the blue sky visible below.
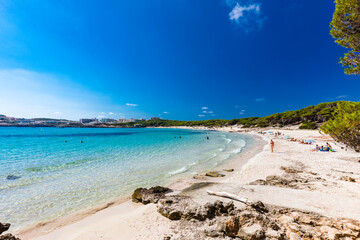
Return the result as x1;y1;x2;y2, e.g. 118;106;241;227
0;0;359;120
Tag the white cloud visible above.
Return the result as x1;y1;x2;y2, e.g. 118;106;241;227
163;112;169;114
200;109;214;115
229;3;259;21
255;98;265;102
109;112;114;115
228;2;264;32
54;111;63;115
126;103;138;107
198;114;205;117
239;109;246;115
98;115;104;118
335;95;348;99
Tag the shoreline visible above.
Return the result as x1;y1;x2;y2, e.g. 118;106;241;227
12;127;360;239
16;128;265;239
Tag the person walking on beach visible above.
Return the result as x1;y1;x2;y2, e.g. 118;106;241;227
270;139;274;153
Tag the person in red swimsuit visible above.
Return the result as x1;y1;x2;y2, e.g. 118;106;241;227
270;139;274;153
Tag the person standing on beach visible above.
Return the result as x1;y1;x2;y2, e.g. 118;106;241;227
270;140;274;152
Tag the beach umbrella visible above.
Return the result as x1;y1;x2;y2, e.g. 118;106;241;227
305;140;316;143
268;131;273;133
283;135;290;139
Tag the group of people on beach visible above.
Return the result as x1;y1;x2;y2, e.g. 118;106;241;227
298;139;311;144
258;131;282;136
288;138;308;143
269;138;334;153
311;142;334;152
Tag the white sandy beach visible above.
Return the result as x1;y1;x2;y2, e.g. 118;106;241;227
18;128;360;240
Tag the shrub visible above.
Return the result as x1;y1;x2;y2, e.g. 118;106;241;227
256;119;270;128
299;122;318;129
321;102;360;152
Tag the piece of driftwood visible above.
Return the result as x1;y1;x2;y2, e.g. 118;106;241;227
206;190;254;205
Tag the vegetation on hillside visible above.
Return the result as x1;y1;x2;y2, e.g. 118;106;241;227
299;122;318;130
321;101;360;152
113;101;347;129
330;0;360;75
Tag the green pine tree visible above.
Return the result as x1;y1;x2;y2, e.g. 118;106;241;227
330;0;360;75
321;101;360;151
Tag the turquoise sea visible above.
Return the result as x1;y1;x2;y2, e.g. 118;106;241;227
0;127;255;230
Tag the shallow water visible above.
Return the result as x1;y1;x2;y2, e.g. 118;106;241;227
0;127;255;230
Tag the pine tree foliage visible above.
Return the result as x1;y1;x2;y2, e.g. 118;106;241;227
330;0;360;75
321;101;360;151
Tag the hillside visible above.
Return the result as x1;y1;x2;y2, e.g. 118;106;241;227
113;101;358;129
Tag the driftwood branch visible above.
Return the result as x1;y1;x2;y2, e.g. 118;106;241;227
206;190;254;205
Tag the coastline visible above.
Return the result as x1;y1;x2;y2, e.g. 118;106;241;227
12;127;360;239
16;128;265;240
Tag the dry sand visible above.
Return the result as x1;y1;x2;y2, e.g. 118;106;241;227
18;128;360;240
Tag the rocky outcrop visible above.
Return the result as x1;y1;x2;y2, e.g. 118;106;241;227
249;174;326;190
0;223;21;240
132;186;171;204
0;234;21;240
205;171;225;178
157;196;235;221
193;174;205;180
249;175;307;189
157;196;360;239
218;208;285;239
5;175;21;180
0;223;10;235
340;176;356;182
280;166;303;174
